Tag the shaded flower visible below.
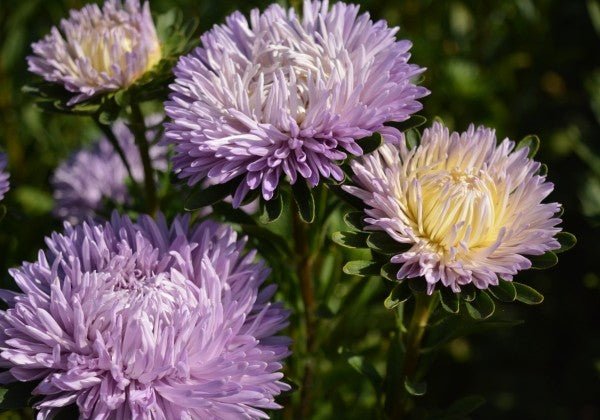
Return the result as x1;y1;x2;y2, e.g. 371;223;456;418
0;153;9;202
0;213;291;419
28;0;161;105
51;118;167;223
345;122;562;293
166;0;428;206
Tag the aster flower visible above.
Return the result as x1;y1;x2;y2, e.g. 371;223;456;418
0;153;9;202
27;0;161;105
343;122;562;293
51;118;167;223
0;213;291;419
166;0;428;207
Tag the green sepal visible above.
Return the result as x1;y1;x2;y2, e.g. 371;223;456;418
404;377;427;396
488;279;517;302
460;284;477;302
259;193;283;224
343;211;366;231
439;288;460;314
405;128;420;149
538;163;548;176
380;262;401;281
517;134;540;158
385;115;427;132
408;278;428;293
343;260;381;276
384;282;412;309
465;291;495;320
331;231;368;249
513;282;544;305
555;232;576;253
184;177;241;210
292;180;315;223
327;184;365;209
358;132;383;154
529;251;558;269
366;231;409;255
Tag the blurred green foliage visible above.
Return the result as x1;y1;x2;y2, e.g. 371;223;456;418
0;0;599;419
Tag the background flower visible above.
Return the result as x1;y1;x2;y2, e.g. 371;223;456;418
0;153;9;202
166;0;428;206
51;117;167;223
0;213;290;419
345;122;562;292
27;0;161;105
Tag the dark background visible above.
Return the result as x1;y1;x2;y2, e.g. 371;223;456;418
0;0;598;419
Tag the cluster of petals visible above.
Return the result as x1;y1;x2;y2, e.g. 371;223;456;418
166;0;428;206
0;213;291;419
0;153;9;202
52;118;167;223
27;0;161;105
345;122;562;292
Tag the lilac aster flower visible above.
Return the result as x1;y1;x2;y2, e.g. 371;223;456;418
0;153;9;202
28;0;161;105
52;118;167;223
166;0;429;206
0;213;291;419
345;122;562;293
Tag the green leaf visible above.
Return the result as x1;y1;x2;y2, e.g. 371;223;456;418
343;260;381;276
0;381;36;410
488;279;517;302
465;291;495;320
343;211;366;231
384;282;412;309
347;355;383;393
358;132;383;154
331;231;368;249
439;288;460;314
292;180;315;223
517;134;540;158
259;194;283;223
404;377;427;396
185;177;241;210
367;231;409;255
386;115;427;132
381;262;401;281
555;232;576;253
513;282;544;304
529;251;558;269
327;184;365;209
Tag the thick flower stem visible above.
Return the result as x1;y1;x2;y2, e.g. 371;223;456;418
292;204;317;418
129;101;158;216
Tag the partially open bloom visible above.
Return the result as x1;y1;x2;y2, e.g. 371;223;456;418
345;122;562;292
166;0;428;206
0;153;9;201
52;118;167;223
0;213;291;419
28;0;161;105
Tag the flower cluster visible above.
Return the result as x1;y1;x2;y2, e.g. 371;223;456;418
52;118;167;223
345;122;562;293
28;0;161;105
0;153;9;202
166;0;428;206
0;214;290;418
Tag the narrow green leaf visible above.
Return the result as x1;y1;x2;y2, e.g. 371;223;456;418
343;211;366;231
465;291;495;320
367;231;409;255
331;231;368;249
185;177;241;210
555;232;576;253
292;180;315;223
529;251;558;269
404;377;427;396
343;260;381;276
384;282;412;309
381;262;401;281
488;279;517;302
439;288;460;314
358;132;383;154
347;355;383;393
259;194;283;223
513;282;544;305
517;134;540;158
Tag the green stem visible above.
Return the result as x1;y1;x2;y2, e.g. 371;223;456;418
129;101;158;216
292;201;317;419
93;117;135;182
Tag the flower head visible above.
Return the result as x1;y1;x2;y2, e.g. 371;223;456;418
166;0;428;206
52;118;167;223
28;0;161;105
0;153;9;202
345;122;562;293
0;213;290;419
